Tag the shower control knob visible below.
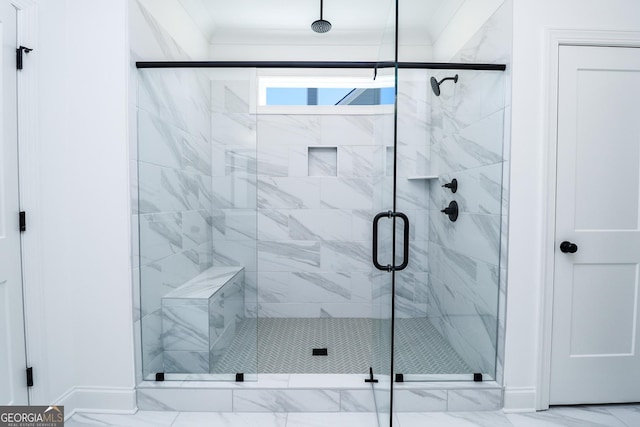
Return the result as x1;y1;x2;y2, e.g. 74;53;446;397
442;178;458;193
560;241;578;254
441;201;459;222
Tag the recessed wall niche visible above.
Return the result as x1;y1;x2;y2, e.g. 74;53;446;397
308;146;338;177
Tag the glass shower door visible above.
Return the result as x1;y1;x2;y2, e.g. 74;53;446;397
371;1;398;426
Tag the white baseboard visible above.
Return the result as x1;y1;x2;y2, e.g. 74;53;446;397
503;387;537;413
56;386;137;420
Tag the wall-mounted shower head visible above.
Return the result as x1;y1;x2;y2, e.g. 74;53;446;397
430;74;459;96
311;0;332;33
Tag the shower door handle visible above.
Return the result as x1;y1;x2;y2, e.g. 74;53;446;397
372;211;410;272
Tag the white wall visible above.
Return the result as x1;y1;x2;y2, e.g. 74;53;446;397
504;0;640;412
27;0;135;415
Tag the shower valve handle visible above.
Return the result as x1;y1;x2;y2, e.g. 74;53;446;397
442;178;458;193
441;201;459;222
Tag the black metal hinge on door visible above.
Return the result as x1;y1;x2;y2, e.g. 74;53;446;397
19;211;26;232
26;367;33;387
16;46;33;70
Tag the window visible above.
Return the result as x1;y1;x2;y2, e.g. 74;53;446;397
259;76;394;107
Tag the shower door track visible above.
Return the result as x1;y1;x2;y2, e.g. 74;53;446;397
135;61;506;71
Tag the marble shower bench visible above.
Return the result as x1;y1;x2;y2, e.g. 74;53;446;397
161;266;245;374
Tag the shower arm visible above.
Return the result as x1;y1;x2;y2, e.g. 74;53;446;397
438;76;458;85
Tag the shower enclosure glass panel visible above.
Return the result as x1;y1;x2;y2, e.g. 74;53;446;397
137;68;258;381
372;2;397;426
393;68;506;381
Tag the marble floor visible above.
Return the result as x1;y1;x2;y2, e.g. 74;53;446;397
66;404;640;426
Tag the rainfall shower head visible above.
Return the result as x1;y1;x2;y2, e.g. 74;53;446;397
430;74;459;96
311;0;332;33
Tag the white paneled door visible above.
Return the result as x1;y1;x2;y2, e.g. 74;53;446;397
551;45;640;405
0;1;28;405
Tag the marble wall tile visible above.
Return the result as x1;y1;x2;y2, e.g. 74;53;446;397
212;175;257;210
350;209;374;241
221;209;257;241
289;272;352;303
150;250;201;296
429;212;501;266
452;0;513;64
209;318;236;367
138;110;182;170
132;267;141;322
320;241;372;272
407;241;429;272
213;240;257;272
339;146;384;178
161;300;209;351
447;389;502;411
308;147;337;177
429;244;499;317
211;80;252;114
350;272;373;302
289;209;352;241
288;145;309;177
140;263;163;316
211;113;256;147
320;178;373;210
258;177;321;209
141;310;163;378
432;71;505;133
232;389;340;412
393;389;448;412
257;272;290;303
182;210;211;249
395;187;429;223
431;163;503;216
339;390;376;412
431;110;504;176
243;271;258;318
257;145;289;177
440;314;498;374
133;319;143;384
139;212;182;264
257;302;372;318
258;241;321;273
164;350;209;373
225;148;257;176
138;70;211;138
198;242;214;271
257;209;290;241
320;115;376;146
137;388;232;411
257;115;321;147
138;163;187;214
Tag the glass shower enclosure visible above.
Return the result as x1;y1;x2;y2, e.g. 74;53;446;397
134;0;508;424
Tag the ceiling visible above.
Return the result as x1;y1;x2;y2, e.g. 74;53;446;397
177;0;466;46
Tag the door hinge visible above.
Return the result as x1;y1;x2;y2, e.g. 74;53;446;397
26;367;33;387
19;211;26;232
16;46;33;70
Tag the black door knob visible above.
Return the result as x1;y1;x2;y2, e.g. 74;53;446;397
560;241;578;253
